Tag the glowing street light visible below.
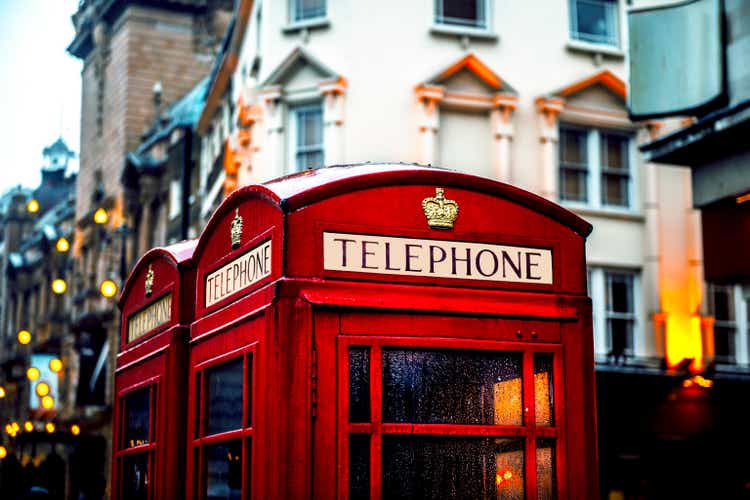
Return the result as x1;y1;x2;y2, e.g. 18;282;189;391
26;367;40;381
23;421;33;432
0;386;5;398
100;279;118;298
45;422;55;434
0;446;6;459
93;207;108;225
49;358;63;372
35;382;50;397
17;330;31;345
27;199;39;213
41;396;54;409
11;422;19;433
51;278;68;294
70;424;80;436
55;237;70;253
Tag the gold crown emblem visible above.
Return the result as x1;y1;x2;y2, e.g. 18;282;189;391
231;208;243;249
145;265;154;296
422;187;459;229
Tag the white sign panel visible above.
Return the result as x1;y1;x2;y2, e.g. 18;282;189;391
127;293;172;343
205;240;272;307
323;232;552;284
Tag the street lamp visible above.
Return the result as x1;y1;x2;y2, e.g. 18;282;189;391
93;207;108;225
27;198;39;214
35;382;50;397
49;358;62;372
26;367;40;381
41;396;54;409
0;386;5;398
70;424;80;436
100;278;118;298
17;330;31;345
45;422;55;433
23;421;33;432
55;237;70;253
51;278;67;294
0;446;6;459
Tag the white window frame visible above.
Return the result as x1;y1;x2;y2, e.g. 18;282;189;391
558;124;636;213
287;102;324;174
707;283;750;365
435;0;490;30
289;0;327;24
589;267;642;362
569;0;619;48
168;177;181;220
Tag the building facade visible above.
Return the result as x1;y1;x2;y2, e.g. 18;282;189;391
193;0;749;496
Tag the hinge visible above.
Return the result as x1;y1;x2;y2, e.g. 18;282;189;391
310;345;318;420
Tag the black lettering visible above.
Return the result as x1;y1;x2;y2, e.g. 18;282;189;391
501;251;522;279
334;238;357;267
206;276;213;304
526;252;543;280
248;254;257;281
238;257;247;287
361;240;379;269
405;244;423;272
429;245;447;273
384;242;401;271
451;247;472;276
255;248;265;277
475;249;499;277
263;243;270;275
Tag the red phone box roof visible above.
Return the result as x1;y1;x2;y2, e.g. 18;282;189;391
193;164;592;317
119;239;197;349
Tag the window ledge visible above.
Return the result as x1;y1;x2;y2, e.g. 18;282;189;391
282;17;330;33
565;39;624;59
565;205;645;222
430;24;498;41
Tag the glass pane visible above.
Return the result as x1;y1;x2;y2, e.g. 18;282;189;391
537;439;557;500
122;453;149;500
349;348;371;422
297;107;322;147
608;318;633;354
601;133;628;170
442;0;479;25
247;355;253;427
294;0;326;21
205;358;244;435
296;150;323;171
602;173;628;207
205;440;242;500
349;434;370;500
713;287;733;321
124;388;150;448
560;128;586;165
607;273;633;313
575;0;616;45
714;326;735;360
560;169;587;202
382;436;524;499
382;348;522;425
534;353;554;427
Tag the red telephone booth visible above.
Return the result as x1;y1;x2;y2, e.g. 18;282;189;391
189;164;597;499
114;240;196;500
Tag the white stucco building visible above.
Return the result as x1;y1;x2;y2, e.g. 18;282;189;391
193;0;749;374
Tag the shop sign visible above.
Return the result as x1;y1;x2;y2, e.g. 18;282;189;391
205;240;272;307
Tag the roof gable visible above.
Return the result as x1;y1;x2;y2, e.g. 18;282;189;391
551;69;626;101
425;53;516;94
262;46;338;88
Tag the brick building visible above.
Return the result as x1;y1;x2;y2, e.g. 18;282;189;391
65;0;232;495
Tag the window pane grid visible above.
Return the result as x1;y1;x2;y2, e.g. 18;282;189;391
708;284;737;362
294;105;323;171
435;0;488;29
605;271;635;359
345;342;559;499
570;0;618;46
291;0;326;22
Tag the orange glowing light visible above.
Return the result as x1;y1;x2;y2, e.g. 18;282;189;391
70;424;80;436
55;237;70;253
26;367;40;381
0;446;6;459
496;469;513;487
26;199;39;214
100;279;118;298
4;424;12;435
11;422;19;433
35;382;50;397
45;422;55;434
49;358;62;373
51;278;67;294
17;330;31;345
23;421;33;432
93;208;108;225
665;315;703;372
736;193;750;204
683;375;713;389
41;396;54;409
0;386;5;398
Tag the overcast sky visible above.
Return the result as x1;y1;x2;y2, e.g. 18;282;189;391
0;0;81;192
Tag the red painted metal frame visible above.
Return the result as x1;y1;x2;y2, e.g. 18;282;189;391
183;164;597;499
113;241;196;500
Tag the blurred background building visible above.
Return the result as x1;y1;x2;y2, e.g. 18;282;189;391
0;0;748;498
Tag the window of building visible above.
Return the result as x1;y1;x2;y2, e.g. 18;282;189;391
707;284;737;363
192;352;253;499
569;0;619;47
291;104;324;172
589;268;639;362
559;124;633;210
435;0;489;30
290;0;326;23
